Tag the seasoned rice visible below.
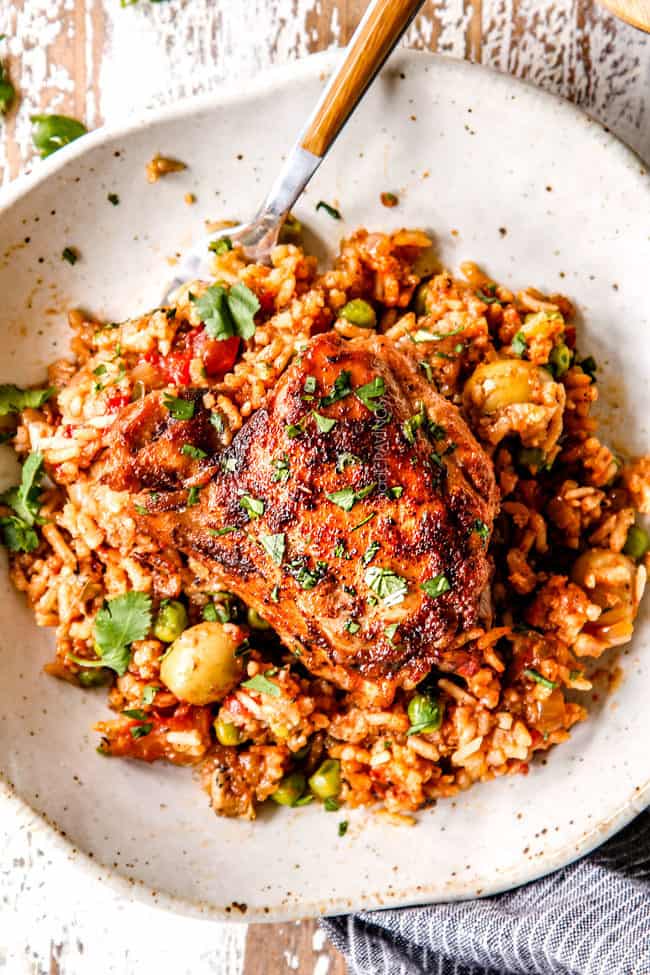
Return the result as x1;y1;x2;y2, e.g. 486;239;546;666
2;226;649;822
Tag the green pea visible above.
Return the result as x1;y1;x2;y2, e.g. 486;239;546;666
208;236;232;255
623;524;649;560
308;759;341;800
549;341;572;378
78;668;112;688
413;281;433;317
214;717;243;746
271;772;306;807
407;692;443;735
153;600;188;643
340;299;376;329
247;607;271;630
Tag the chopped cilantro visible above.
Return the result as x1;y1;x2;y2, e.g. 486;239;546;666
209;525;237;536
31;114;87;158
320;370;352;408
344;619;360;634
335;450;361;473
286;417;307;439
107;193;120;206
240;495;264;519
93;591;152;676
355;375;385;412
420;574;451;599
473;519;490;543
62;246;78;265
123;708;147;721
387;485;403;499
186;486;200;506
511;332;527;357
181;444;207;459
192;282;260;341
351;512;376;532
312;411;337;434
324;797;340;812
2;452;44;527
476;288;500;304
141;685;157;706
242;672;281;697
271;584;280;603
402;403;426;444
260;532;286;566
0;516;38;553
419;361;434;382
579;356;598;381
338;820;349;836
303;375;317;399
524;668;558;690
326;482;376;512
316;201;341;220
272;454;290;482
364;566;408;606
163;393;195;420
202;602;218;622
209;412;225;434
287;558;328;590
129;723;153;739
361;540;380;566
385;623;399;643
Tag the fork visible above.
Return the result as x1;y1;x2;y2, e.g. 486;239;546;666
162;0;425;303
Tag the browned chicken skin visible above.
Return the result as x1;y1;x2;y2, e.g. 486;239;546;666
102;332;498;703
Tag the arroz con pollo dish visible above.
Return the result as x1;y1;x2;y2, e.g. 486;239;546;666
2;227;650;823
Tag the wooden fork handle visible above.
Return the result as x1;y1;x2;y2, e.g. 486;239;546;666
300;0;426;158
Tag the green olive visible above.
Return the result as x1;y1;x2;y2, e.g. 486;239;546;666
153;600;188;643
407;692;443;735
271;772;307;807
623;525;650;560
214;716;243;746
464;358;545;413
340;299;376;329
308;759;341;800
247;607;271;630
160;621;243;705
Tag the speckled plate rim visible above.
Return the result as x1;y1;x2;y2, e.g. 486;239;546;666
1;50;649;923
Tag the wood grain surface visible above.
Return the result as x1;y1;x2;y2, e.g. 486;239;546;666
0;2;648;974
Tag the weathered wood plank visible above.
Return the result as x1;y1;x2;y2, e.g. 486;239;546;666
244;918;346;975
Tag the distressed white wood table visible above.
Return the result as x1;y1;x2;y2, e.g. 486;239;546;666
0;2;648;973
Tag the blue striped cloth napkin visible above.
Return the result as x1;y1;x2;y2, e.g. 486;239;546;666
321;810;650;974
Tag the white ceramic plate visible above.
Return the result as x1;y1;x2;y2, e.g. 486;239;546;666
1;51;649;922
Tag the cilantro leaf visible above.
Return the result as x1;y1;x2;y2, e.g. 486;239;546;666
260;532;286;566
181;444;207;459
130;723;153;739
420;574;451;599
0;384;54;416
473;519;490;543
361;540;380;566
326;482;376;512
163;393;195;420
312;411;337;434
320;370;352;408
316;201;341;220
94;592;152;676
511;332;527;357
242;673;281;697
355;376;385;412
227;283;260;340
240;494;265;519
0;515;39;552
2;452;44;526
364;566;408;606
141;685;157;706
193;282;259;342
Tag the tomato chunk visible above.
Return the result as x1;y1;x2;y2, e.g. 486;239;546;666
199;335;240;378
